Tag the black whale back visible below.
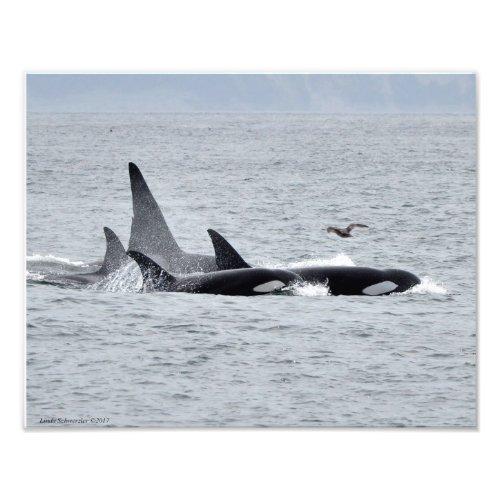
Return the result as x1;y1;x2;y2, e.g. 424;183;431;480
127;250;301;296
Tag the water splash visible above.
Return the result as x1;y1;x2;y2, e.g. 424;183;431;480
402;276;447;295
89;262;142;292
284;281;330;297
26;270;46;281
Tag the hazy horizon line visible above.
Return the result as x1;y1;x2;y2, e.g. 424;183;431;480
26;110;477;115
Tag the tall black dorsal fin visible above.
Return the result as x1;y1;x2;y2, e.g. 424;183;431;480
207;229;252;270
99;227;129;275
127;250;176;291
127;162;184;267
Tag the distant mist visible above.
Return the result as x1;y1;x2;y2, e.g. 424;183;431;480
27;74;476;114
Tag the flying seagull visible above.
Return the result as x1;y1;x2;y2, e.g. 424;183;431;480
326;223;369;238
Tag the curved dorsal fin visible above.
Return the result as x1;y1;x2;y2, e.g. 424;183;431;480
207;229;252;270
99;227;128;275
127;250;176;291
127;162;184;268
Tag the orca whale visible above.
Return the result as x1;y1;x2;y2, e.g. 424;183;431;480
207;229;421;296
128;162;217;274
45;227;129;285
127;250;302;296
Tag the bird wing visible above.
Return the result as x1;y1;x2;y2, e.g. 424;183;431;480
346;223;369;232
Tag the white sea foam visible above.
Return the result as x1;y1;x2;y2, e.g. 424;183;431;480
26;254;87;266
26;271;46;281
288;253;356;268
402;276;448;295
260;252;356;269
286;281;330;297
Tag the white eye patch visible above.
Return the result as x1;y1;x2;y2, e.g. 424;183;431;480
253;280;286;293
362;281;398;295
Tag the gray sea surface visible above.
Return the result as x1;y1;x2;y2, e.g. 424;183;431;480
26;112;476;427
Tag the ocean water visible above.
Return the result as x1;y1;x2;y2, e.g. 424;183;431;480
26;112;476;427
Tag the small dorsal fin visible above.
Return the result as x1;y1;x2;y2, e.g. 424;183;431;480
127;250;176;291
207;229;252;270
127;162;184;268
99;227;128;275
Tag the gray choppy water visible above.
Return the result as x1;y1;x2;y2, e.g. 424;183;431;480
26;113;476;427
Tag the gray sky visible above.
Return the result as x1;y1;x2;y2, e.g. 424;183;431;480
26;74;476;113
